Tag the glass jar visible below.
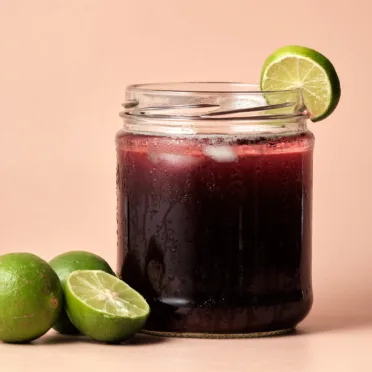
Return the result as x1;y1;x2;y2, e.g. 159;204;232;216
116;83;314;338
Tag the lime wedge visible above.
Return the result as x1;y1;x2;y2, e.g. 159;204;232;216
65;270;150;343
260;45;341;121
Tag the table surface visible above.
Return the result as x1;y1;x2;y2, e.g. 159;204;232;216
1;304;370;372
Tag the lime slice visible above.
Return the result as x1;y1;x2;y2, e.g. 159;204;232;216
260;45;341;121
65;270;150;343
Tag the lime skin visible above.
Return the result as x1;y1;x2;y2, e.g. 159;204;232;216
0;253;63;343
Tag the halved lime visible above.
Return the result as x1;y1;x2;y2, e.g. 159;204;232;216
50;251;115;335
260;45;341;121
65;270;150;343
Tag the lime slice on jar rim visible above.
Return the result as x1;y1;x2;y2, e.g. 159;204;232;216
260;45;341;122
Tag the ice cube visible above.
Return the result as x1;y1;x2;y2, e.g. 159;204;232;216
161;153;200;166
203;146;237;162
149;151;200;167
148;151;159;163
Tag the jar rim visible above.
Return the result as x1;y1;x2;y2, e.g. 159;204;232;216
122;81;307;122
126;82;300;95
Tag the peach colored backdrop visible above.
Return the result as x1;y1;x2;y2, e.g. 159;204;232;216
0;0;370;332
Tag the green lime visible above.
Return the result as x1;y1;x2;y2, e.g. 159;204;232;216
65;270;150;343
49;251;115;335
0;253;63;343
260;45;341;121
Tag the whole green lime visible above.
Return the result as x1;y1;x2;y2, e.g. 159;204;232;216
0;253;63;343
49;251;115;334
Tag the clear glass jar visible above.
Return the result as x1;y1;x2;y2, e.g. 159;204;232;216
116;83;314;338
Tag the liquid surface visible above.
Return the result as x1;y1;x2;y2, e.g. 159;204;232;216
116;132;314;334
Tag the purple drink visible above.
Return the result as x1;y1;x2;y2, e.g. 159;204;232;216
116;129;314;336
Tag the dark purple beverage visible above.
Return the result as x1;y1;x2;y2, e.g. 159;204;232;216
116;131;314;336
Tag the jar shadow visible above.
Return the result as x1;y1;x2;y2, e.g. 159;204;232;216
298;293;372;334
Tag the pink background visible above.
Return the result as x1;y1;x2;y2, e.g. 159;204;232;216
0;0;370;339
